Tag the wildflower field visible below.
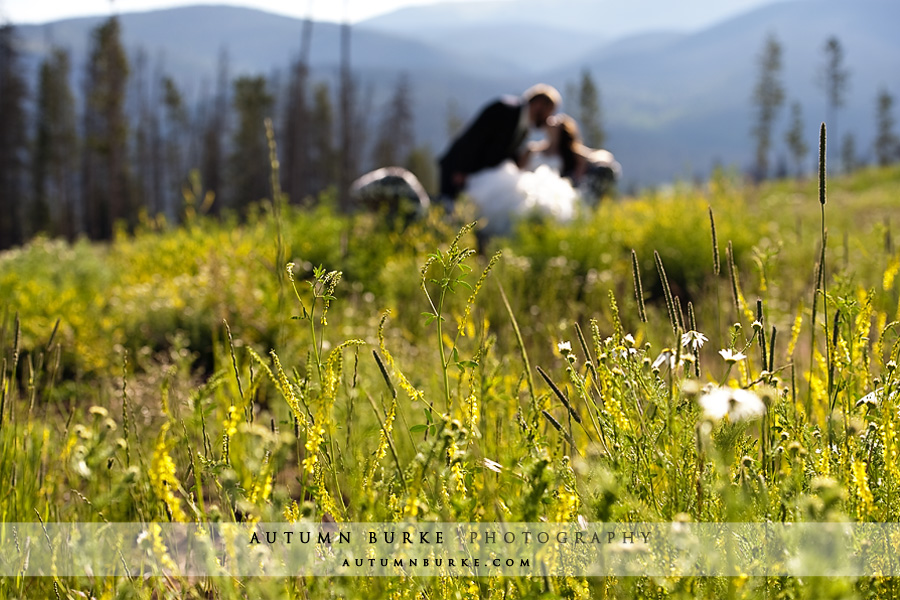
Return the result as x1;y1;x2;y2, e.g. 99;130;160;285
2;160;900;598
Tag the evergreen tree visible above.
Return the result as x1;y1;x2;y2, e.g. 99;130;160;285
784;101;808;179
875;88;899;167
576;68;604;148
405;145;437;196
161;75;188;220
751;33;785;181
841;133;857;174
818;36;850;172
201;47;229;216
337;74;370;208
337;20;365;210
446;98;464;139
229;75;274;211
282;57;311;202
131;49;159;219
0;23;28;249
82;16;131;239
371;73;415;168
32;48;78;239
307;81;337;198
282;9;315;203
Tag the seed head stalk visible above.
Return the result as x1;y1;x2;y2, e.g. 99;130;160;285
436;286;453;413
309;295;324;382
709;207;723;339
807;123;829;414
421;223;478;413
818;123;832;408
420;264;452;412
265;118;289;351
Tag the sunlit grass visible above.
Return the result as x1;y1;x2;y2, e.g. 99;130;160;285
2;163;900;597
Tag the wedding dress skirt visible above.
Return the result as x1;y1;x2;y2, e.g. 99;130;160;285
464;158;578;236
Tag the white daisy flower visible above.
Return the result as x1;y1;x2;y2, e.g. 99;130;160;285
681;330;708;352
856;389;880;407
855;387;898;408
136;530;151;548
718;348;748;363
557;341;572;353
652;348;675;370
699;386;766;421
482;458;503;473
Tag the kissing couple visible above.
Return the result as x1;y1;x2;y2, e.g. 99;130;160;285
439;83;619;236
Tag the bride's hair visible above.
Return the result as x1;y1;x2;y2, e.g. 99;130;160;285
523;83;562;108
553;114;586;181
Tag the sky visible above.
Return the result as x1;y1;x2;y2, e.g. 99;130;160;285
0;0;495;25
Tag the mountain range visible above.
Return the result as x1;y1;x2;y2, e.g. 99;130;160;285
12;0;900;186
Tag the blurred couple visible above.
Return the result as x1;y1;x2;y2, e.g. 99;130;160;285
439;83;613;236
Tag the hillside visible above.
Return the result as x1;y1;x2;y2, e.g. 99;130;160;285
14;5;521;169
11;0;900;186
359;0;780;53
553;0;900;182
15;5;490;83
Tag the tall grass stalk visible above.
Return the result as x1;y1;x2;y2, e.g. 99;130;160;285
727;240;740;314
808;123;831;418
757;299;768;371
121;350;132;466
498;281;536;413
0;314;20;431
631;249;647;323
369;351;408;491
818;123;833;406
420;223;476;412
654;250;679;335
224;319;245;403
266;118;290;351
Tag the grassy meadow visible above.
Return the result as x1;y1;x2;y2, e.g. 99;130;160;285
2;162;900;598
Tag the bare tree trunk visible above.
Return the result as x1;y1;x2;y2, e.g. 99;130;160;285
0;24;28;249
285;61;310;202
203;47;229;216
338;16;353;212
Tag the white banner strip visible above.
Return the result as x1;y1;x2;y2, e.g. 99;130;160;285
1;522;899;577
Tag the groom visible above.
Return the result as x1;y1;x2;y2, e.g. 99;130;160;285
439;83;561;200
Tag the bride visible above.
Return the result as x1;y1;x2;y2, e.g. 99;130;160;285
463;114;591;236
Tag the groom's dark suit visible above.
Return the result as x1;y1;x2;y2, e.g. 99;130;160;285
439;95;528;199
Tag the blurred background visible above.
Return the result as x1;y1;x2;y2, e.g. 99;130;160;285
0;0;898;247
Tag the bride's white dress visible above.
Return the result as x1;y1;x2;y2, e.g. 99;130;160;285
464;154;578;236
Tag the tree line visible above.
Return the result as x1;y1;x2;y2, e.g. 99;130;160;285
0;17;436;250
752;33;900;181
1;16;422;249
0;14;609;252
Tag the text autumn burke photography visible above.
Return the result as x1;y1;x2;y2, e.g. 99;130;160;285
247;527;652;546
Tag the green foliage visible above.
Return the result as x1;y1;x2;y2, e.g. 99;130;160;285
3;165;900;597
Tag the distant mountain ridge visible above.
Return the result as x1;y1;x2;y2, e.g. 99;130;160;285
549;0;900;182
359;0;783;39
16;5;482;87
12;0;900;186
